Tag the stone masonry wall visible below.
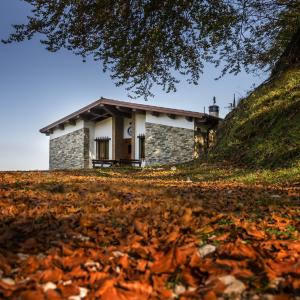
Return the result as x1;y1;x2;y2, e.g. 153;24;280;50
145;122;194;165
49;128;90;170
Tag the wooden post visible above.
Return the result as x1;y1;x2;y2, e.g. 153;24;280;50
112;116;123;160
131;111;136;159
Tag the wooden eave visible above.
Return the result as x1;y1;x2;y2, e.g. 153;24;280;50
40;97;222;134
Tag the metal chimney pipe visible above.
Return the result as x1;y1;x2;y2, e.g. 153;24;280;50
209;96;219;118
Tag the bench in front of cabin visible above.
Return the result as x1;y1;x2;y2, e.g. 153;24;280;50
92;159;118;168
119;159;142;167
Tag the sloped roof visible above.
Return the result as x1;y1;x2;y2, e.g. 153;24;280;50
40;97;220;134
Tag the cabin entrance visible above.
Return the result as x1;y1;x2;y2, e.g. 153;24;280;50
122;138;132;160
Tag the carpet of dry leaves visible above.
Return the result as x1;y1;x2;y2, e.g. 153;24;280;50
0;169;299;300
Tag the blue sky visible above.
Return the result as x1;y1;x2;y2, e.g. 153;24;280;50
0;0;267;170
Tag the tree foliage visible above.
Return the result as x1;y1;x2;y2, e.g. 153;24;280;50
3;0;300;98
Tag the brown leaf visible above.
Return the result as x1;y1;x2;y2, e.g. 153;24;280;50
79;216;95;228
152;275;173;298
218;240;257;259
57;283;80;298
67;266;88;279
136;259;148;272
215;232;230;241
20;290;45;300
89;272;109;285
175;244;197;265
95;278;116;298
133;220;148;238
182;208;193;225
182;268;199;287
203;290;217;300
59;256;86;269
116;281;153;300
45;289;63;300
238;220;265;240
40;267;63;283
119;254;130;269
189;250;201;268
151;248;177;274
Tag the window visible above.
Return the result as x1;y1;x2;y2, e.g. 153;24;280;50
95;137;110;160
138;134;145;160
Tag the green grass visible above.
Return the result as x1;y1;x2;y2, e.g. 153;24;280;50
213;67;300;168
85;160;299;185
175;160;300;185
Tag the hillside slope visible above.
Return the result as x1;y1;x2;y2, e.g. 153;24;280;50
213;67;300;168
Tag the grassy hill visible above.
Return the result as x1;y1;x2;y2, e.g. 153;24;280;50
213;67;300;168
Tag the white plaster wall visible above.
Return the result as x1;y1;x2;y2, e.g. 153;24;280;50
134;113;146;160
145;112;194;130
50;120;84;140
123;117;132;139
94;117;113;160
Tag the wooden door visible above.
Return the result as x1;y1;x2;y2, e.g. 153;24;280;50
122;139;132;159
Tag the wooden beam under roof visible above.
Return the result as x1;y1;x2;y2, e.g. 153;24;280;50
116;106;132;114
116;106;145;115
90;115;109;123
132;108;145;114
89;113;110;122
90;107;106;115
167;114;176;119
68;115;82;125
78;112;95;121
100;104;120;116
101;104;131;118
185;116;193;122
67;119;76;126
196;119;209;124
87;109;106;119
151;111;160;116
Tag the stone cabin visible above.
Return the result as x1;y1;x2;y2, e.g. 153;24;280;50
40;98;221;169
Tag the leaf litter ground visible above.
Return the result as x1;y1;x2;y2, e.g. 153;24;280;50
0;167;299;299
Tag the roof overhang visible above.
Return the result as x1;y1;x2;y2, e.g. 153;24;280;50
40;97;222;135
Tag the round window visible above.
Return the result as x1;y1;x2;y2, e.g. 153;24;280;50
127;126;132;136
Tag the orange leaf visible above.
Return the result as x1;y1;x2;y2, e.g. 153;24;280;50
89;272;109;285
45;289;63;300
234;219;265;239
117;281;153;300
20;290;45;300
182;208;193;225
136;259;148;272
133;220;148;238
215;232;230;241
67;265;88;279
119;254;130;269
218;240;257;259
175;244;197;265
40;267;63;283
189;251;201;268
203;290;217;300
57;283;80;298
152;275;173;298
96;279;152;300
151;248;177;274
182;268;199;287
